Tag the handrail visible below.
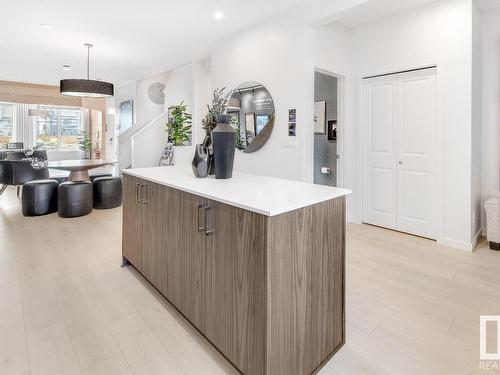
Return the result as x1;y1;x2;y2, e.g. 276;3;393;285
118;110;169;142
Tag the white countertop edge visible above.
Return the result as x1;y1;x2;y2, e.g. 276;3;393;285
122;168;351;217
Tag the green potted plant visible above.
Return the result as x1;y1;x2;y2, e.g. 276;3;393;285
78;131;92;159
202;88;233;146
161;102;191;166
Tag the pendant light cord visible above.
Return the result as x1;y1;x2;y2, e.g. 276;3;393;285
86;45;90;80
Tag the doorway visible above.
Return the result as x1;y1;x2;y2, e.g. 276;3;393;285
313;70;339;187
362;67;437;239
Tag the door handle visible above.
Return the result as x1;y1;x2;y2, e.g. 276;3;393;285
398;161;403;165
204;206;214;237
198;203;207;232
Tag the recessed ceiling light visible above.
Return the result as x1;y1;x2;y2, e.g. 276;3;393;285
40;24;54;30
214;11;224;20
62;65;71;71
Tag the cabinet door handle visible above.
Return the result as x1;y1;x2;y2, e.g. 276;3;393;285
198;203;207;232
136;183;142;203
140;184;149;204
204;206;214;237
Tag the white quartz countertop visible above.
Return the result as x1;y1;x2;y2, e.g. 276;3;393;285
123;166;351;217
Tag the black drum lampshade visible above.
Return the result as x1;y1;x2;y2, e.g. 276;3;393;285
60;43;114;98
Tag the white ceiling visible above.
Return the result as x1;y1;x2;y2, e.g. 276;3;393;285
0;0;306;86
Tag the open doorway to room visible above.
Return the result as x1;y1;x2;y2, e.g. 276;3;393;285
313;70;340;187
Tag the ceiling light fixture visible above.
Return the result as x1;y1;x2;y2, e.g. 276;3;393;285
60;43;114;98
214;10;224;20
40;24;54;30
62;65;71;71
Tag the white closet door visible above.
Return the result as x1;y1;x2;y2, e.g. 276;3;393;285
363;78;397;230
396;70;436;238
363;68;436;239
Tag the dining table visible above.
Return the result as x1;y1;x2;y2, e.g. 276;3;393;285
47;159;118;182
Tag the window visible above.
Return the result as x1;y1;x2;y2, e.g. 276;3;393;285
35;106;83;150
0;103;14;145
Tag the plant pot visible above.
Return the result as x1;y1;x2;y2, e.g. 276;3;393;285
211;115;236;179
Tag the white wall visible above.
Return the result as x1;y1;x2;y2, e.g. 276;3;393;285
349;0;475;249
135;71;171;126
305;24;355;219
471;0;482;241
481;6;500;233
211;16;309;181
131;63;195;168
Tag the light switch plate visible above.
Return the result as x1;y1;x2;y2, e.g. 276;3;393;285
281;138;297;148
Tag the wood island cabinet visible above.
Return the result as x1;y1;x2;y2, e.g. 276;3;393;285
122;172;346;375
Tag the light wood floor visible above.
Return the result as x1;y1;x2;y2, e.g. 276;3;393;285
1;186;499;375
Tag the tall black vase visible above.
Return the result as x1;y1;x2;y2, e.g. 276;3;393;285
211;115;236;179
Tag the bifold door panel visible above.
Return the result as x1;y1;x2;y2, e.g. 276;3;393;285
363;68;436;239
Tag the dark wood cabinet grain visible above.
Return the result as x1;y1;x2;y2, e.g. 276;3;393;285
122;174;142;269
122;174;346;375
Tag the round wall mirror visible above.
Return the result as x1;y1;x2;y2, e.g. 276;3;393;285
227;82;275;153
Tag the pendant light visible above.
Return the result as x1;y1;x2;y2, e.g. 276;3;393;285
60;43;114;98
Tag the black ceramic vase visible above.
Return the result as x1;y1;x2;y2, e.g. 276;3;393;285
202;135;215;175
211;114;236;179
191;144;211;178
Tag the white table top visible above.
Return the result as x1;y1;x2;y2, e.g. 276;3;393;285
123;166;351;217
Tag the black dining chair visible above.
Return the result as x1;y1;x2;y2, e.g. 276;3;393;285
11;160;49;196
7;142;24;150
0;160;13;195
6;151;26;161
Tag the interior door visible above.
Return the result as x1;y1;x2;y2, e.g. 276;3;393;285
396;70;436;238
363;78;398;229
363;68;436;239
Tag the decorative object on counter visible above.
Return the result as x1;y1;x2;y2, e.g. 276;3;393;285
202;88;233;137
198;88;232;175
229;82;275;153
211;114;236;179
191;144;211;178
159;143;175;166
78;131;92;159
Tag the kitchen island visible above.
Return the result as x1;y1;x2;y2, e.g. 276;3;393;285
121;166;350;375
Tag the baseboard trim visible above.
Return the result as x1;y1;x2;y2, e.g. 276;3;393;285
437;232;482;252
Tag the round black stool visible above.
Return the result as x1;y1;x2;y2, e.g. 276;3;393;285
58;181;93;218
22;179;59;216
93;176;122;209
